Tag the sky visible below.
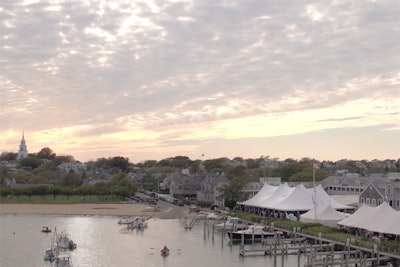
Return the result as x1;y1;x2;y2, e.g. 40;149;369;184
1;0;399;163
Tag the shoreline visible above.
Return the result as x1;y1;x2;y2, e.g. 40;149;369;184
0;203;156;217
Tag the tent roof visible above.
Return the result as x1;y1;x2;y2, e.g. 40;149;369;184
238;183;352;211
300;204;350;221
338;202;400;235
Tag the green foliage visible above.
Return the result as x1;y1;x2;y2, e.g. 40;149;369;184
221;177;247;209
62;171;82;187
37;147;56;160
0;152;18;161
18;156;43;170
13;169;36;183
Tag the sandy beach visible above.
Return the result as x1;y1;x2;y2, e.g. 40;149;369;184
0;203;158;217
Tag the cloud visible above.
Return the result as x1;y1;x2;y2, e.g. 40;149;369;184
1;0;399;161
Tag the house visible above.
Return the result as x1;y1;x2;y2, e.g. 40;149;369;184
320;175;387;196
169;173;204;199
196;173;229;206
127;172;142;187
359;181;400;211
58;162;86;177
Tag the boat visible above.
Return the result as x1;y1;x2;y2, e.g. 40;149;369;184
118;217;135;225
227;225;278;242
41;226;52;233
134;217;148;229
43;247;57;261
215;216;249;231
160;246;169;257
55;229;77;250
54;253;73;267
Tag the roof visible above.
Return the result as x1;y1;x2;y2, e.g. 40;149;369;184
238;183;352;211
338;202;400;235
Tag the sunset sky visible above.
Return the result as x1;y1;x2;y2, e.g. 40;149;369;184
1;0;399;163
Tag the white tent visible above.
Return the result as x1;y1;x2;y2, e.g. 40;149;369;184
338;202;400;236
238;183;278;207
238;183;352;212
300;205;350;227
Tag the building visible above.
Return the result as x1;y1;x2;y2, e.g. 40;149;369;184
359;181;400;211
196;173;229;206
17;132;28;160
57;162;86;177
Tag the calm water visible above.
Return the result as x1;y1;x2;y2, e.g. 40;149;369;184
0;215;307;267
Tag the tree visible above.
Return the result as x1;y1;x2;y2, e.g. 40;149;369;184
0;152;17;161
12;169;36;184
62;171;82;187
37;147;56;160
52;155;75;165
18;156;43;169
109;156;130;171
220;177;247;209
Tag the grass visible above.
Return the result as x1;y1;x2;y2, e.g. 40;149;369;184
227;210;400;255
0;194;123;204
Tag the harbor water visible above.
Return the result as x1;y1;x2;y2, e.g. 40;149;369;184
0;214;308;267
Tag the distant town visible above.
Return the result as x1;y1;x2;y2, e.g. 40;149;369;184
1;133;399;211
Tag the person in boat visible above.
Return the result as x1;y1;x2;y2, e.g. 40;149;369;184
161;245;169;254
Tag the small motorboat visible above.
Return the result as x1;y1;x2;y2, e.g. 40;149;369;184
41;226;52;233
56;229;77;250
160;245;170;257
118;217;135;225
135;217;148;229
54;253;73;267
43;247;57;261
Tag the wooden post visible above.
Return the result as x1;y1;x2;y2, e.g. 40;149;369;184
212;223;214;241
297;249;301;267
251;226;255;244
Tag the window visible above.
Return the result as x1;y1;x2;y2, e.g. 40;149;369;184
361;198;364;204
372;199;376;206
366;198;370;204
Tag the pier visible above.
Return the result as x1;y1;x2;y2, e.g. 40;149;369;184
202;220;400;267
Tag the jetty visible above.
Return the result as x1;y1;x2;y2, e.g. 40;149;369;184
236;227;398;266
200;219;400;267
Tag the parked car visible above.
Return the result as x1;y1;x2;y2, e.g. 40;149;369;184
189;204;200;212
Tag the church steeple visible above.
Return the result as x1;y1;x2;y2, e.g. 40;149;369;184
17;132;28;160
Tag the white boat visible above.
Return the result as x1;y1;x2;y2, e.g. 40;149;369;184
227;225;278;242
44;234;58;261
54;253;73;267
44;247;57;261
118;217;135;225
134;217;148;229
215;216;249;231
55;229;77;250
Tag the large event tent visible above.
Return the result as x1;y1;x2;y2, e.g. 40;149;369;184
238;183;351;211
300;205;350;227
338;202;400;236
237;183;353;220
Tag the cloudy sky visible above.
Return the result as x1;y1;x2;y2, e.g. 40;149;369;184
1;0;399;163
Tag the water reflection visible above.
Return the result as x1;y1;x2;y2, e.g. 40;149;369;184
1;215;307;267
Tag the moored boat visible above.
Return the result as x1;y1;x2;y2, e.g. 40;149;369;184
215;216;249;231
54;253;73;267
43;247;57;261
41;226;52;233
55;229;77;250
134;217;148;229
118;217;135;225
227;225;279;242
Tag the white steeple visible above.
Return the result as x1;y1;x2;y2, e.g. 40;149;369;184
17;132;28;160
